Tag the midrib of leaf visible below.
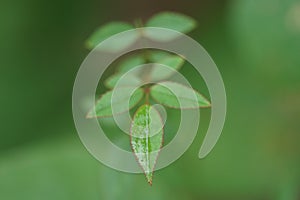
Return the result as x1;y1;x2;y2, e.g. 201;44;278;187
145;106;150;177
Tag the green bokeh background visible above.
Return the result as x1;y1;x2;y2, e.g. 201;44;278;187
1;0;300;199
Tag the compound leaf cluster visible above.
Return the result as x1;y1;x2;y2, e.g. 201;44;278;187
86;11;210;185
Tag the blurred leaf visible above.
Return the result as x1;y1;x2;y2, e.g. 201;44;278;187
130;104;163;185
105;54;145;89
146;12;196;33
150;82;210;109
87;87;144;118
85;22;137;52
106;52;185;89
149;50;173;62
118;55;145;74
104;73;142;89
150;55;185;81
145;12;196;41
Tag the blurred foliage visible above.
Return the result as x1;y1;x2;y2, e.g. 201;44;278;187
0;0;300;199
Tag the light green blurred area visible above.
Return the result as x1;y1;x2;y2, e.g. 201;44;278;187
1;0;300;199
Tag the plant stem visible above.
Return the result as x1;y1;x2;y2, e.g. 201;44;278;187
134;18;153;104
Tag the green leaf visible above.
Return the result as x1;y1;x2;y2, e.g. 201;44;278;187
150;82;211;109
131;104;164;185
146;12;196;33
118;54;145;74
149;55;185;81
145;12;197;41
104;54;145;89
85;22;137;52
106;51;185;89
87;87;144;118
149;50;173;62
104;73;142;89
